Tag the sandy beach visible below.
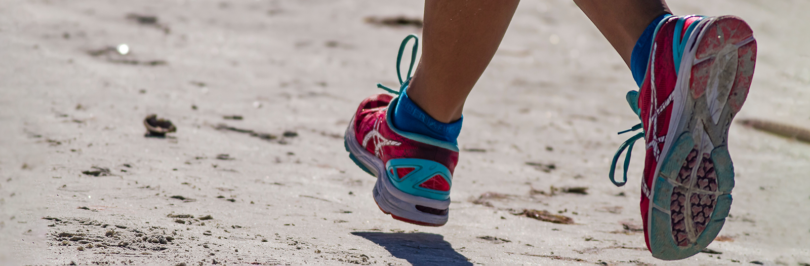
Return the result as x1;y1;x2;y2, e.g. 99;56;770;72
0;0;808;265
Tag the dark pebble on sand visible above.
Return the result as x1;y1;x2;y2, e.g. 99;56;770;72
283;131;298;137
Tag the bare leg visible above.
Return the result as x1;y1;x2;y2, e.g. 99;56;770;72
574;0;671;67
407;0;519;123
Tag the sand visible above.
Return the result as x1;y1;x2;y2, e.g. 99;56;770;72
0;0;808;265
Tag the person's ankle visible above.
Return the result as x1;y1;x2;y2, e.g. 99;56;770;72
391;88;463;143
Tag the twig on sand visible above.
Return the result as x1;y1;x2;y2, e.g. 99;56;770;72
513;209;574;224
519;253;586;262
739;118;810;143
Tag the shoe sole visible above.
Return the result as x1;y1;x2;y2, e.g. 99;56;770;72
344;116;449;226
647;16;757;260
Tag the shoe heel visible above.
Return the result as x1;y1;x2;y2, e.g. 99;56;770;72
650;133;734;260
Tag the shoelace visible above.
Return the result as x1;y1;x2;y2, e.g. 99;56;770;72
608;90;645;187
376;34;419;95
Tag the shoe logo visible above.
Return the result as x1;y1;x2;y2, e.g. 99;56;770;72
362;118;401;157
645;43;674;160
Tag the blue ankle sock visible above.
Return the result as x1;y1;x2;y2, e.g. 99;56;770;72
630;13;671;87
391;88;462;143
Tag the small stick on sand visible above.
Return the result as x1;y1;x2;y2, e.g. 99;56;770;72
739;118;810;143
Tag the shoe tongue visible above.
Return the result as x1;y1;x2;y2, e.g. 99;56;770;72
625;90;641;119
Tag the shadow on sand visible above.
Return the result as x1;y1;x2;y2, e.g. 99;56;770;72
352;232;472;266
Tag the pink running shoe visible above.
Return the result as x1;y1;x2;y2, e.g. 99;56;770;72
610;15;757;260
344;35;458;226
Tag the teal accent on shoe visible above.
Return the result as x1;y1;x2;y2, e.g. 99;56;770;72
660;133;696;179
650;193;732;260
626;90;641;118
649;207;693;260
386;158;452;201
672;16;704;75
711;146;735;193
652;175;673;212
648;135;734;260
386;97;460;152
348;153;375;177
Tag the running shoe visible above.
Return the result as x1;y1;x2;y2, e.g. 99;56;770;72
344;35;458;226
610;15;757;260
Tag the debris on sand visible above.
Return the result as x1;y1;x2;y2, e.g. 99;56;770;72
143;114;176;137
620;220;643;232
700;248;722;254
215;154;233;160
519;253;586;262
215;124;254;134
561;186;588;195
82;166;112;176
126;13;157;24
125;13;170;34
513;209;574;224
477;236;512;244
299;195;331;202
222;115;243;120
463;148;487;153
714;235;734;242
529;187;547;196
365;16;423;28
283;131;298;138
214;124;300;144
198;215;213;220
525;162;556;173
597;206;623;214
46;139;62;146
471;192;512;207
169;195;196;203
86;46;167;66
531;186;587;196
739;118;810;143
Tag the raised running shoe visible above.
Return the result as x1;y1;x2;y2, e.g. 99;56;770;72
610;15;757;260
344;35;458;226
